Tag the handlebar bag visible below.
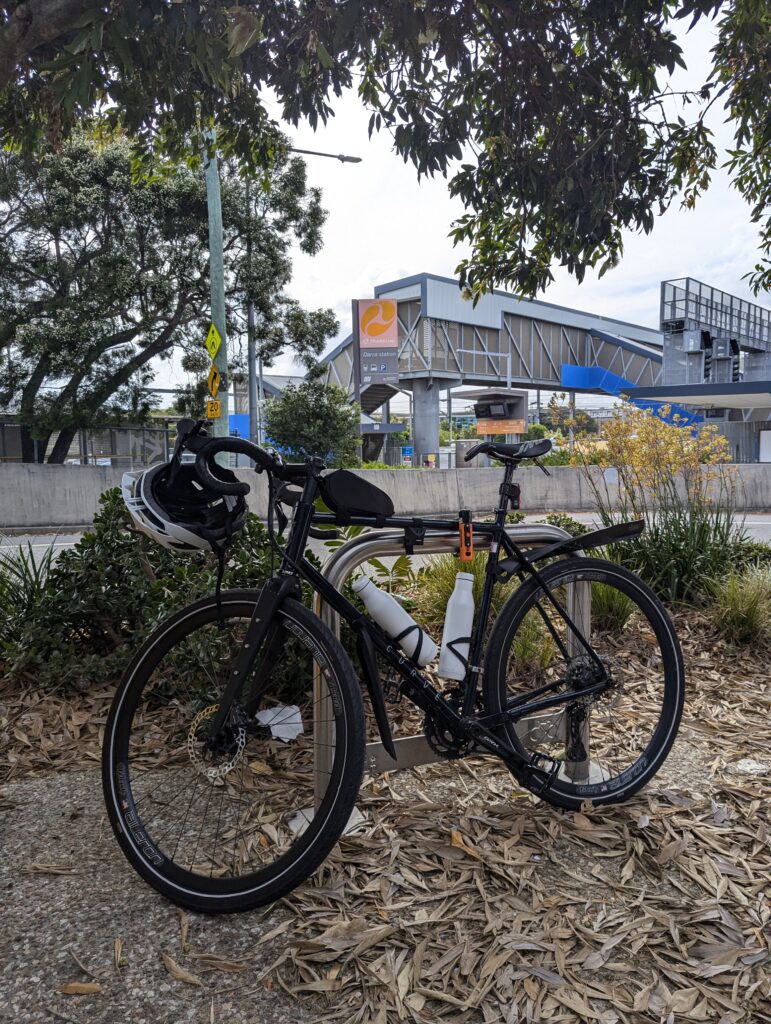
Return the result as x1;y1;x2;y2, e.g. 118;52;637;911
318;470;395;521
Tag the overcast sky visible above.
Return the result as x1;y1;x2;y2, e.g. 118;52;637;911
161;14;768;413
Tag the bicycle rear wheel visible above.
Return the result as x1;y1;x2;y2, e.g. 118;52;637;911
102;590;365;912
483;557;684;809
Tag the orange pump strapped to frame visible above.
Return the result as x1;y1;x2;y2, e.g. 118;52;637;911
459;510;474;562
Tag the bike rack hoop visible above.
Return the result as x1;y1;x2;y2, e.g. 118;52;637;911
312;523;586;796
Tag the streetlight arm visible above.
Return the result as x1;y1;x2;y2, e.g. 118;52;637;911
289;146;362;163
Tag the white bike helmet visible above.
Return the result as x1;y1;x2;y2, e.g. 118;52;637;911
122;454;247;552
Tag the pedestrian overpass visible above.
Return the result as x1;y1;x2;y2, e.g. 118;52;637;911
321;273;669;458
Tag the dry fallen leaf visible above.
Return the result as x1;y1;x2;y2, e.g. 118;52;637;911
160;951;203;987
24;863;80;875
58;982;103;995
177;908;189;953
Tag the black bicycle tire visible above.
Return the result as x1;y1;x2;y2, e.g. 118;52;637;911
482;557;685;810
102;590;365;913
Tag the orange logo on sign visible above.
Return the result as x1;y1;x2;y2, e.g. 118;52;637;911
359;299;398;347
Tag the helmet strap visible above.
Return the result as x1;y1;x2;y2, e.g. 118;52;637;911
206;502;238;629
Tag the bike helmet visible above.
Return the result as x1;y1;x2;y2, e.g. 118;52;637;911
122;443;247;552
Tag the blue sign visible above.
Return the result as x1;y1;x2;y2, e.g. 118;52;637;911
401;445;414;457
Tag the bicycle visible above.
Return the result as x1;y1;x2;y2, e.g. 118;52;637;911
103;425;684;912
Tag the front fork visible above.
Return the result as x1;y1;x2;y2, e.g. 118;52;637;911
205;575;299;742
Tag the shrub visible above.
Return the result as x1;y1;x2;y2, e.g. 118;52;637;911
538;512;589;538
706;566;771;645
730;539;771;571
0;488;314;692
580;406;744;603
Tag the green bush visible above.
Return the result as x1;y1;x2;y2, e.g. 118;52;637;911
511;611;556;673
581;407;744;603
538;512;589;538
0;488;312;692
706;566;771;645
730;539;771;571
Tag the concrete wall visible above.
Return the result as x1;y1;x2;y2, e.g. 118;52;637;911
3;462;771;530
0;463;125;529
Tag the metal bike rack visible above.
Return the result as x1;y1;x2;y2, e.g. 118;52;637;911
313;524;592;804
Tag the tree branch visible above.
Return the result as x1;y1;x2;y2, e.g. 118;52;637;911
0;0;90;90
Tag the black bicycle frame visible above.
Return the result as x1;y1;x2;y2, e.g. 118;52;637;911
226;460;607;775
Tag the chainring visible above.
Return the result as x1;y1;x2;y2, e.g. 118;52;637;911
424;711;473;760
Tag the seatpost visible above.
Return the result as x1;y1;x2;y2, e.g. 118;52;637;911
496;461;517;526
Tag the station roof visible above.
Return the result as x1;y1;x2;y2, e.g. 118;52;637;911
628;382;771;410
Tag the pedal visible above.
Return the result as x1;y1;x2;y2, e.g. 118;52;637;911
527;752;562;796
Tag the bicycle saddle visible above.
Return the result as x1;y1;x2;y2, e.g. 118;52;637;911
464;438;553;463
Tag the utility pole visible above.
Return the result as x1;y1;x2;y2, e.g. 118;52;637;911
246;179;258;444
204;131;228;441
245;145;361;445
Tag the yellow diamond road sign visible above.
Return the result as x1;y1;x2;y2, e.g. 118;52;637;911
206;399;221;420
205;323;222;360
207;364;221;398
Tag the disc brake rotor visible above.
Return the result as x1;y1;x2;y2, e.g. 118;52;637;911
187;704;246;780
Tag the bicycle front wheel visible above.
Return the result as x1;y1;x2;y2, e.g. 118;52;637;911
483;557;684;809
102;590;365;912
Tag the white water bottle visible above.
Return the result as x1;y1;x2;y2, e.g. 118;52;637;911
352;576;438;666
438;572;475;681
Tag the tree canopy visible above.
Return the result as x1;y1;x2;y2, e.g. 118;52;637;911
264;381;361;466
540;394;600;436
0;1;767;296
0;134;336;461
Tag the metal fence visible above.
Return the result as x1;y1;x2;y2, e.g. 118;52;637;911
0;420;176;467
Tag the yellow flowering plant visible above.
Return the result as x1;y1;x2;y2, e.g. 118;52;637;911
579;405;745;603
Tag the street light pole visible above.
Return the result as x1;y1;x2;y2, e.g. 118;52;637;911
246;145;361;445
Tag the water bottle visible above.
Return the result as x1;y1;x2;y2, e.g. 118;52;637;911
352;576;438;666
438;572;475;680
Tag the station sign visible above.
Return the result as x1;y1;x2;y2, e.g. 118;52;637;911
476;418;525;436
355;299;399;388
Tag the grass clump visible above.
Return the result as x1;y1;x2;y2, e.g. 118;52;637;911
707;566;771;645
511;611;556;672
591;583;636;633
412;552;508;631
0;541;57;633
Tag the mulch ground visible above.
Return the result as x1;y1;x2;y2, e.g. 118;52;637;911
1;609;769;1024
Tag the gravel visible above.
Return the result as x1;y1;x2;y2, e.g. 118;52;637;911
0;771;316;1024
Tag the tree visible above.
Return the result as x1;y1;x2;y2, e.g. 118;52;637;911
0;134;336;461
264;382;361;467
0;2;767;296
541;394;599;436
525;422;550;441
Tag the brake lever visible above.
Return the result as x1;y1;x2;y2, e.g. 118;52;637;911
534;458;551;477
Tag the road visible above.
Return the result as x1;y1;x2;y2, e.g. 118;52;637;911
5;512;771;559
